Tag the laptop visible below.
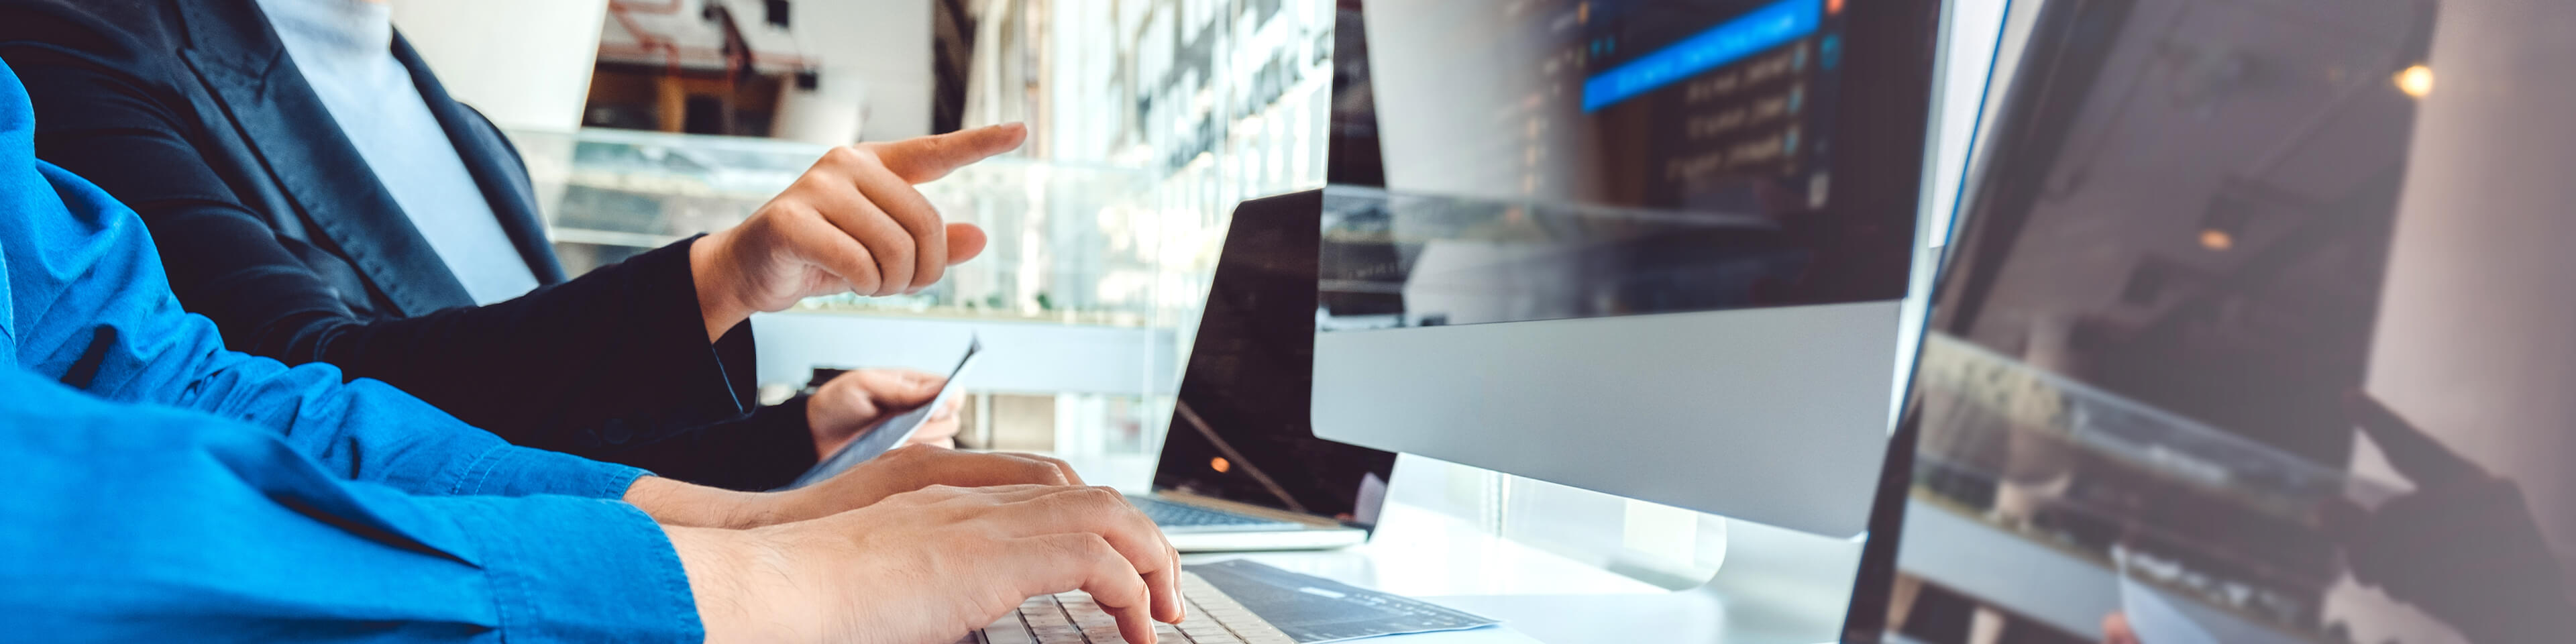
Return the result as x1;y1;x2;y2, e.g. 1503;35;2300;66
1133;191;1401;553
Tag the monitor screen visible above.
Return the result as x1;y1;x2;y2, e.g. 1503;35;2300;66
1154;193;1401;528
1320;0;1929;331
1849;0;2576;642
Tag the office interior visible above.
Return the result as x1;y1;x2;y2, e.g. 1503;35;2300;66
366;1;2571;643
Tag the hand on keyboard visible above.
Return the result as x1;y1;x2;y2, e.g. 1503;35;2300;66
757;446;1090;524
972;573;1297;644
675;484;1185;644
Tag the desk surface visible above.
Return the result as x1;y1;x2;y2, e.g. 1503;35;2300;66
1200;503;1788;644
1061;453;1841;644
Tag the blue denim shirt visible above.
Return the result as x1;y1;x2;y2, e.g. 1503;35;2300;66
0;58;700;640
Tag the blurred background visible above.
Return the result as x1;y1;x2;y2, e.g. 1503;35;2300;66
392;0;1338;461
384;0;2002;592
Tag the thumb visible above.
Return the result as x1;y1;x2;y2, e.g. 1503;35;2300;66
945;222;987;266
812;375;882;432
865;123;1028;183
2345;390;2481;487
865;371;946;408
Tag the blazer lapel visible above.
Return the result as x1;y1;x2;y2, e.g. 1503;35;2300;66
174;0;476;317
393;33;568;285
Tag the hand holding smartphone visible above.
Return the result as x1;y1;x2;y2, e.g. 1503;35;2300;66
780;335;983;490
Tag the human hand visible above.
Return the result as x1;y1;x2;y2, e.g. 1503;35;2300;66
668;484;1184;644
2330;392;2571;644
911;396;964;448
689;123;1028;340
2101;612;2139;644
624;447;1087;529
760;445;1081;523
808;369;965;456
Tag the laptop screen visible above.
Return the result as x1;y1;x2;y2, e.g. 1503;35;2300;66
1154;192;1400;529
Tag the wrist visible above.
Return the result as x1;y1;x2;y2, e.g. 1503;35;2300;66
689;231;755;343
623;476;773;529
667;525;816;644
806;403;837;459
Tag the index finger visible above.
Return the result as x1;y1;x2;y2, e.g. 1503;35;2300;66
2344;390;2482;486
835;153;948;292
863;123;1029;184
1013;533;1162;644
1009;487;1185;626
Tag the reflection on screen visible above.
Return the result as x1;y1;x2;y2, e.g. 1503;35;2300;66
1872;0;2576;643
1322;0;1925;331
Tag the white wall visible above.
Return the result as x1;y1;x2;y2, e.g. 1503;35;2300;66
2337;2;2576;643
2361;0;2576;600
792;0;935;142
388;0;609;133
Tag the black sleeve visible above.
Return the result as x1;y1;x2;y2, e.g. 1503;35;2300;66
600;397;822;492
0;2;808;471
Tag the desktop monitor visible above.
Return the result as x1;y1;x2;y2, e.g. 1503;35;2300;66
1311;0;1949;536
1843;0;2576;642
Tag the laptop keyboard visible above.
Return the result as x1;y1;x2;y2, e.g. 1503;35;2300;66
1132;496;1302;529
1187;559;1500;641
963;572;1295;644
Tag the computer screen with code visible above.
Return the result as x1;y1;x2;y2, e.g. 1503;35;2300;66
1322;0;1925;331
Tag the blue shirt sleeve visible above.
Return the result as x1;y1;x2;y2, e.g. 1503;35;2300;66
0;58;641;499
0;364;704;642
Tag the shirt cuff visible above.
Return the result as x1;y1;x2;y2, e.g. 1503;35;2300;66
435;495;702;643
454;444;650;498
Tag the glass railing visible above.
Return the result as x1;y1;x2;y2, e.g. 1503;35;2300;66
511;127;1216;328
508;126;1245;461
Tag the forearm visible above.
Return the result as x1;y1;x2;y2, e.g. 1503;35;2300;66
625;476;790;529
297;237;759;454
0;370;700;642
189;351;645;498
46;272;644;498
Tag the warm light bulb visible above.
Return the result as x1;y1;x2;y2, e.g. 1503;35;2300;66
2394;65;2435;98
2200;229;2235;251
1210;457;1231;474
